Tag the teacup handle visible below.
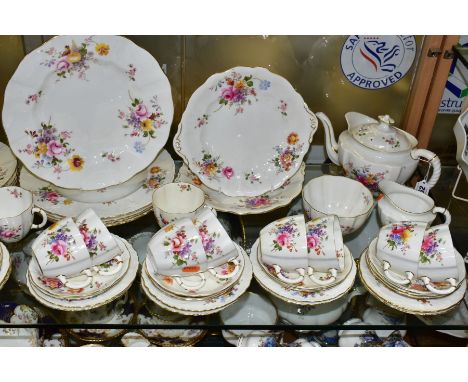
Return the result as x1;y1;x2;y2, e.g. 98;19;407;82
420;276;456;295
173;273;206;291
411;149;441;190
31;207;47;229
383;261;413;285
272;265;305;284
57;269;92;289
307;267;337;286
432;207;451;225
209;258;240;280
93;256;123;276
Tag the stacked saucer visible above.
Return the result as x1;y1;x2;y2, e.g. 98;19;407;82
141;208;252;315
359;222;467;315
173;66;319;216
26;209;138;311
251;215;357;309
0;142;17;188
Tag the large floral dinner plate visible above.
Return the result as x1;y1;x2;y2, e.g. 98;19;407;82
175;163;305;215
3;35;173;191
19;149;175;225
174;66;318;197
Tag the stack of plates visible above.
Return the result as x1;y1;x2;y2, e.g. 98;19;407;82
173;66;318;215
19;149;175;226
26;235;138;311
250;239;357;306
0;142;17;187
141;242;253;316
3;35;174;226
359;238;467;315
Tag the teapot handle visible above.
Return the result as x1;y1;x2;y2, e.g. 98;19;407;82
432;207;451;225
411;149;441;190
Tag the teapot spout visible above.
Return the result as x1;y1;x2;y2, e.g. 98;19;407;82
316;112;339;165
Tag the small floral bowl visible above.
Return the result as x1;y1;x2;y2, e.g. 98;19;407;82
303;175;374;235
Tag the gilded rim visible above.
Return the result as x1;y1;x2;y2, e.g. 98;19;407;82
0;247;12;292
140;330;207;347
358;248;464;315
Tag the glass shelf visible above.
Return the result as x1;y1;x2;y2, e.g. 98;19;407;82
0;163;467;347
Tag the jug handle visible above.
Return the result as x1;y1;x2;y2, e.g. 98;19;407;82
432;207;451;225
411;149;441;190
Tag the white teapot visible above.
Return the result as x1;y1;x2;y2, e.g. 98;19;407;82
316;112;441;193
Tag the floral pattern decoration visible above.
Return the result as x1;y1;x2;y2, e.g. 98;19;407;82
271;133;303;173
78;221;106;258
344;163;388;192
9;189;22;198
19;121;84;176
25;91;42;105
244;171;261;184
195;114;209;129
419;229;445;264
163;226;200;267
42;225;75;264
306;221;329;256
195;150;234;181
240;195;272;209
382;136;400;149
41;36;110;81
101;152;120;162
126;64;136;81
278;100;288;116
269;218;300;252
197;220;222;260
385;223;415;254
142;166;167;191
35;187;73;206
118;95;167;153
0;225;22;241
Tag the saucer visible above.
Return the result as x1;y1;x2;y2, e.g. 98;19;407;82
259;242;354;291
26;236;138;311
359;246;467;315
176;163;305;215
0;243;12;292
366;238;466;299
0;142;17;188
29;238;130;300
140;243;252;315
250;239;356;306
146;248;244;298
20;149;175;226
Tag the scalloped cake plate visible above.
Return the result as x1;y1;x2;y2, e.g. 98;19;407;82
174;66;317;197
19;149;174;224
3;35;173;191
0;142;17;188
176;162;305;215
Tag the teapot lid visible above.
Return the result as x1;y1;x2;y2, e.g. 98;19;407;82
350;115;413;153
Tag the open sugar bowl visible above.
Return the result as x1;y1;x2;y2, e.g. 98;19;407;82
303;175;374;235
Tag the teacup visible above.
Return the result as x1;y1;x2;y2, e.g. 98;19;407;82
260;215;308;284
377;180;451;226
147;217;207;277
192;207;239;280
152;182;208;227
0;186;47;243
219;292;277;337
376;221;427;283
306;215;344;284
76;208;122;272
417;224;458;293
32;217;91;278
